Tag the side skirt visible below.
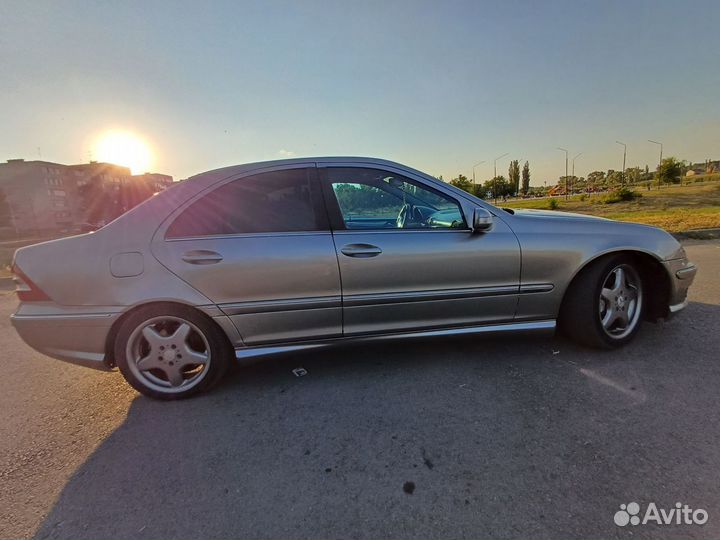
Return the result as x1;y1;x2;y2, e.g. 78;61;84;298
234;319;556;360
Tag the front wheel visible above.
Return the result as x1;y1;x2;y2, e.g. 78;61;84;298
560;255;645;349
115;304;232;400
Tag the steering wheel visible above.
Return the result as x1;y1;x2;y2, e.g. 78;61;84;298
396;204;410;228
397;204;424;228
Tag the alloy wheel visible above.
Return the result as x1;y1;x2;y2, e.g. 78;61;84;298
598;264;643;339
125;316;211;394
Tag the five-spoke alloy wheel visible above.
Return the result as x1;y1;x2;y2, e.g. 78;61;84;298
560;255;646;349
598;264;643;340
115;304;231;400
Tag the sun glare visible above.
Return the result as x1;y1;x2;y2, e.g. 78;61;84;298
93;130;153;174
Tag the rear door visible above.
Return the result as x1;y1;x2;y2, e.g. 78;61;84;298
151;165;342;345
319;164;521;335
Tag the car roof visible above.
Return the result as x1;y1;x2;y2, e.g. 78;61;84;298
184;156;411;183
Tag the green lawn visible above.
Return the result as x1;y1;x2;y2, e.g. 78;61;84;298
504;182;720;232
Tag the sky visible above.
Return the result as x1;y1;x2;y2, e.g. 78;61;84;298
1;0;719;185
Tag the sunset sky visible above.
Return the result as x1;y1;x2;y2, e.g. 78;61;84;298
2;0;718;184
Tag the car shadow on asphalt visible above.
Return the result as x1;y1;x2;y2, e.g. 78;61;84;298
34;302;720;540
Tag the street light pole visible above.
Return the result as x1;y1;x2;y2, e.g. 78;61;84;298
557;147;568;199
472;160;486;187
648;139;662;170
571;152;582;195
493;153;509;204
648;140;663;187
616;141;627;185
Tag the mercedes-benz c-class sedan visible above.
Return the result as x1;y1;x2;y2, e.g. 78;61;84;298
11;157;697;399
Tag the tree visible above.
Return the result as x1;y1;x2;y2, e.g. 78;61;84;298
605;170;624;188
483;176;512;198
586;171;606;191
557;175;582;193
508;160;520;196
655;157;683;186
624;167;643;185
0;189;11;228
449;174;473;194
521;161;530;195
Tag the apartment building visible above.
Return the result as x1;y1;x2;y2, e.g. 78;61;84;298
0;159;173;235
0;159;78;233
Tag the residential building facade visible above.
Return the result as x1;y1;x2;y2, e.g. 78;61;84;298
0;159;173;236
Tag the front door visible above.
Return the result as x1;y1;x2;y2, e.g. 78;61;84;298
152;165;342;345
319;165;521;335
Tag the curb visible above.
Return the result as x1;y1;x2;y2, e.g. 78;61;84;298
672;228;720;241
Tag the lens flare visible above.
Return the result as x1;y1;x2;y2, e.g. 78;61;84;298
93;130;153;174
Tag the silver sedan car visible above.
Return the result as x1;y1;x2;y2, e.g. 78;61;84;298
11;157;697;399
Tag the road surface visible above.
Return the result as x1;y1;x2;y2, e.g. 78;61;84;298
1;240;719;540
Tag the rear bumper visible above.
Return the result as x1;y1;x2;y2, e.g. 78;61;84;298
10;304;120;371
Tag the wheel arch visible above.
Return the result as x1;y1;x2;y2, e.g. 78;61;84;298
104;300;235;368
559;249;671;322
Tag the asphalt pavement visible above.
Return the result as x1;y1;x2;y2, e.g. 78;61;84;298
1;240;719;540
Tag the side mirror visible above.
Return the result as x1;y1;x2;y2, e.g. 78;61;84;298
472;207;494;233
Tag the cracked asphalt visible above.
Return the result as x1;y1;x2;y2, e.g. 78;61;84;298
1;240;719;540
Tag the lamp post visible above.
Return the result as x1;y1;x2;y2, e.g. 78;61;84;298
571;152;582;195
648;140;663;188
493;153;508;203
472;160;486;186
616;141;627;185
648;140;663;165
557;147;568;199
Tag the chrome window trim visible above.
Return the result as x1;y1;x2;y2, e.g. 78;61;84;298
316;159;509;221
331;229;473;235
164;231;333;242
320;162;472;233
156;163;330;242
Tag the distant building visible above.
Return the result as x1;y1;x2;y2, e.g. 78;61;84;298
0;159;78;233
133;172;174;192
0;158;173;235
686;160;720;176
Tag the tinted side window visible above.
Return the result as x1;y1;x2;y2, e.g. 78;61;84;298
166;168;326;238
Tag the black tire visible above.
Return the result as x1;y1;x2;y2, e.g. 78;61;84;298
559;254;645;349
115;303;232;400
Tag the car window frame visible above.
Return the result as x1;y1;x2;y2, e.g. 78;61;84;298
162;165;331;240
318;165;470;233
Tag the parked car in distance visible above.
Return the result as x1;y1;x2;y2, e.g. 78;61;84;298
11;157;697;399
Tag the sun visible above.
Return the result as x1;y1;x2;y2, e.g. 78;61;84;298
93;130;153;174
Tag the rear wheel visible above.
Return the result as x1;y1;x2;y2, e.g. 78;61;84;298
115;304;232;400
560;255;645;349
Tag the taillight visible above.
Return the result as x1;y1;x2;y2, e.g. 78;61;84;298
11;264;51;302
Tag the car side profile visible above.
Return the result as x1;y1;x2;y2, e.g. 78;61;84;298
11;157;697;399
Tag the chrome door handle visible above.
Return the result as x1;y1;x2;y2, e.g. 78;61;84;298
340;244;382;258
181;250;224;264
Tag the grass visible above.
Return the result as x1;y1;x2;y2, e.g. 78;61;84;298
505;182;720;232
